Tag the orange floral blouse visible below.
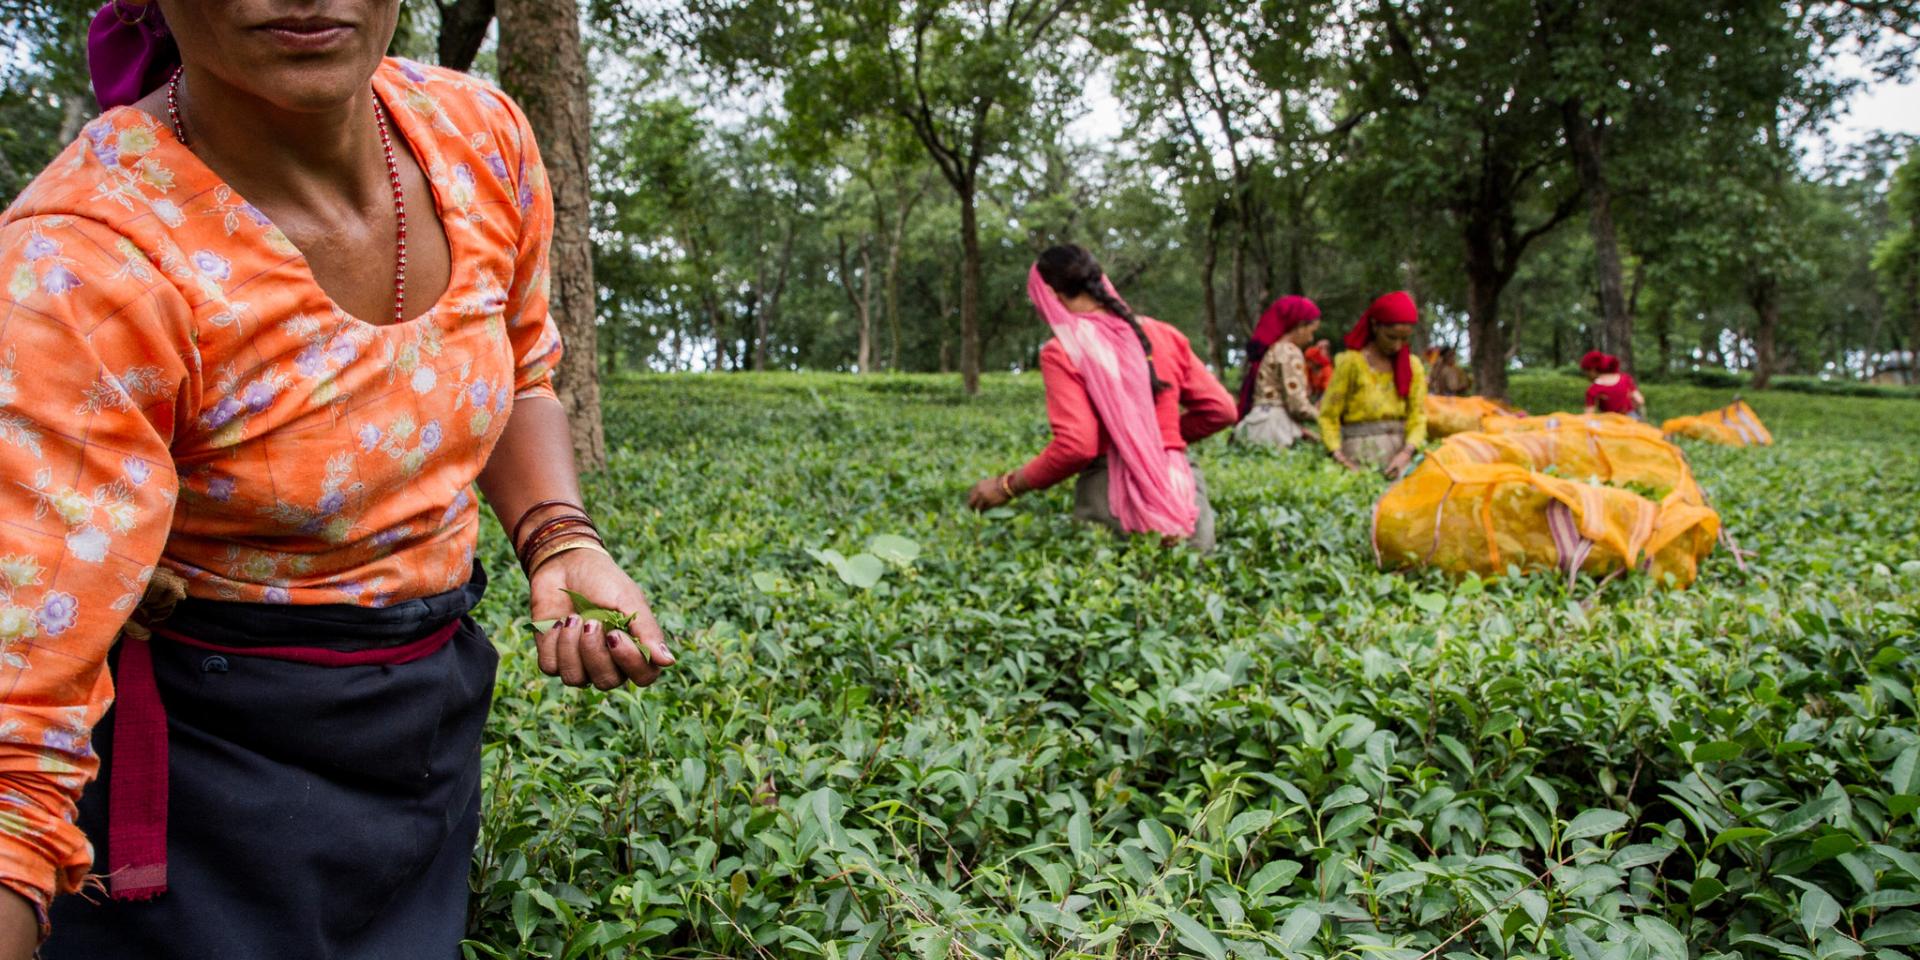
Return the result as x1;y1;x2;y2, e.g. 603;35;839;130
0;59;561;907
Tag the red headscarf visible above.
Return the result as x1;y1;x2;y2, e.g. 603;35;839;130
1236;296;1320;419
1344;291;1419;398
1580;350;1621;374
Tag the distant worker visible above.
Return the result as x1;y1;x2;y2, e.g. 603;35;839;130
1319;292;1428;478
967;245;1236;550
1234;295;1324;450
1581;351;1647;420
1304;339;1334;398
1428;346;1471;396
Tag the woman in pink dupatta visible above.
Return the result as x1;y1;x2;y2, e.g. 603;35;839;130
966;245;1237;550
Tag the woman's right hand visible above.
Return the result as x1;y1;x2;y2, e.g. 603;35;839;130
1331;451;1364;473
966;476;1013;511
0;889;38;960
1383;446;1415;479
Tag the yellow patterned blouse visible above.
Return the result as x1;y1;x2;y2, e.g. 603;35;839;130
0;59;560;906
1316;349;1428;449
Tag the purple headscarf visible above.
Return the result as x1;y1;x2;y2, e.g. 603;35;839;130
88;2;181;110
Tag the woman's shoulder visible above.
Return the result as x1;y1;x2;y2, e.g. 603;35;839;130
3;108;179;228
375;58;535;154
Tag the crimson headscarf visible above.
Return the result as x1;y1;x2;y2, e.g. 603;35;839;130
1236;296;1321;419
1580;350;1622;374
1344;291;1420;398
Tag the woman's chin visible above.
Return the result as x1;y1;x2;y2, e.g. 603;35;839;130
232;59;386;112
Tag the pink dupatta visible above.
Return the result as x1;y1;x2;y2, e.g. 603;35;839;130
1027;266;1198;538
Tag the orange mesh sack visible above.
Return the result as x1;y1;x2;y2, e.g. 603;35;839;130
1372;420;1720;587
1482;411;1666;442
1662;401;1773;447
1426;395;1525;438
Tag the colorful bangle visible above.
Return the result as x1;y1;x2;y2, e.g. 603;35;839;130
524;536;610;578
516;513;597;557
999;472;1017;500
511;499;586;548
516;520;601;572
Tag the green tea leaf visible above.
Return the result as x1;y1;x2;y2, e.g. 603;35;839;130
1167;911;1226;960
1564;808;1630;843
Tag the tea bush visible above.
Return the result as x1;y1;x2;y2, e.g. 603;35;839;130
462;372;1920;960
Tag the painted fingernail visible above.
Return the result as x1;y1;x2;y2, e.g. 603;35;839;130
605;632;620;650
564;614;581;628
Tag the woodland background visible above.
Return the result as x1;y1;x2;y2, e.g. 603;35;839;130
5;1;1920;461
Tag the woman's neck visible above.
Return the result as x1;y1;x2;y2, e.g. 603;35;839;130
141;64;389;214
1061;292;1103;314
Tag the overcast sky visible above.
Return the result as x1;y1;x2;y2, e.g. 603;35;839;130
1829;52;1920;148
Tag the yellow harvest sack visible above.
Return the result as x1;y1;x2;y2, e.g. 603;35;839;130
1373;419;1720;587
1425;395;1526;438
1662;401;1773;447
1482;411;1666;442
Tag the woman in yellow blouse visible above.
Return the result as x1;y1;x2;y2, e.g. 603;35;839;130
1318;292;1428;478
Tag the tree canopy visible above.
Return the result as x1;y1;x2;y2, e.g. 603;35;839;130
4;0;1920;391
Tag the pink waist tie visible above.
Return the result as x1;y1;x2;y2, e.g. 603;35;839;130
105;620;461;901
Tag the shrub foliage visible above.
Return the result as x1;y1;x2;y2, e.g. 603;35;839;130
463;373;1920;960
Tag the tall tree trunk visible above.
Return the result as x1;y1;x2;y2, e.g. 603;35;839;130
752;233;792;373
959;180;982;394
1200;209;1225;375
707;299;728;372
1285;209;1306;296
57;93;88;145
437;0;496;71
885;239;906;373
497;0;603;470
1230;237;1251;336
837;235;876;373
1909;212;1920;376
742;294;760;373
856;245;874;373
882;183;922;372
1750;275;1779;389
1655;308;1672;377
1563;102;1631;370
1464;222;1511;399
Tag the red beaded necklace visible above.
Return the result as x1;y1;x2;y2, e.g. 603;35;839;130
167;67;410;324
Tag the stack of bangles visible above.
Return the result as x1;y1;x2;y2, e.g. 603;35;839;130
1000;472;1019;500
513;499;610;577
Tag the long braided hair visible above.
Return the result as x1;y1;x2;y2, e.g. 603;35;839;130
1034;245;1169;393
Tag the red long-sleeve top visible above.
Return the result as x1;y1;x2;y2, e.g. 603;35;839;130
1017;318;1238;490
1586;373;1640;414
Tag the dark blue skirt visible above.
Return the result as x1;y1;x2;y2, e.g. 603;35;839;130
45;569;496;960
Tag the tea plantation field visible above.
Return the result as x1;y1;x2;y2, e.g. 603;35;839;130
463;372;1920;960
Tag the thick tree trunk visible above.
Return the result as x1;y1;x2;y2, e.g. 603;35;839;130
959;182;982;394
1200;212;1225;375
437;0;495;71
497;0;603;471
1750;275;1779;389
1464;220;1511;399
1564;102;1632;370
